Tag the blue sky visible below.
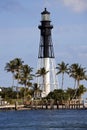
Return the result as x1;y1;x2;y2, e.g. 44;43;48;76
0;0;87;93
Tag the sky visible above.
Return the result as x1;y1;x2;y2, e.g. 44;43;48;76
0;0;87;96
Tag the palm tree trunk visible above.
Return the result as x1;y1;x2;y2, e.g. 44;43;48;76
74;79;76;89
77;79;80;89
43;75;45;91
24;86;26;102
73;79;80;99
61;73;64;90
16;80;19;100
12;73;15;90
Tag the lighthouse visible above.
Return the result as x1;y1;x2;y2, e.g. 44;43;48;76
37;8;58;97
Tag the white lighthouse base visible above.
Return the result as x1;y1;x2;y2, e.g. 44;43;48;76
37;58;58;97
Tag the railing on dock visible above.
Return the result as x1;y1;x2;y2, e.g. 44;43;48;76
0;99;86;110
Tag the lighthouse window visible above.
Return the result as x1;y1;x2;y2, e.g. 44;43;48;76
42;14;50;21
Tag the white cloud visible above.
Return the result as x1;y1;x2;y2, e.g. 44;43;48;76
63;0;87;12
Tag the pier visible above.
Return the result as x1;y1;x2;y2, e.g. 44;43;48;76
0;104;25;110
25;99;86;110
28;103;85;110
0;99;86;110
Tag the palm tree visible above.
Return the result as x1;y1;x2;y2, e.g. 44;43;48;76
11;58;24;99
69;63;86;89
76;65;86;88
19;65;33;101
13;58;24;84
56;61;69;89
36;67;49;91
5;58;24;88
69;63;79;89
69;63;86;99
5;58;24;101
5;60;16;89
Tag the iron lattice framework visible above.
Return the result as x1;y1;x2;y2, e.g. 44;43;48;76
38;35;55;58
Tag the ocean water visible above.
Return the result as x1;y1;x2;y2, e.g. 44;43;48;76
0;109;87;130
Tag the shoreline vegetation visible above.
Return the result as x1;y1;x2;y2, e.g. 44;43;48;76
0;58;87;111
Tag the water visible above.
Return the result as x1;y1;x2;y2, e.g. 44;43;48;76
0;109;87;130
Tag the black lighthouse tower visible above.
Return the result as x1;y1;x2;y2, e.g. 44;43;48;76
37;8;58;97
38;8;54;58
